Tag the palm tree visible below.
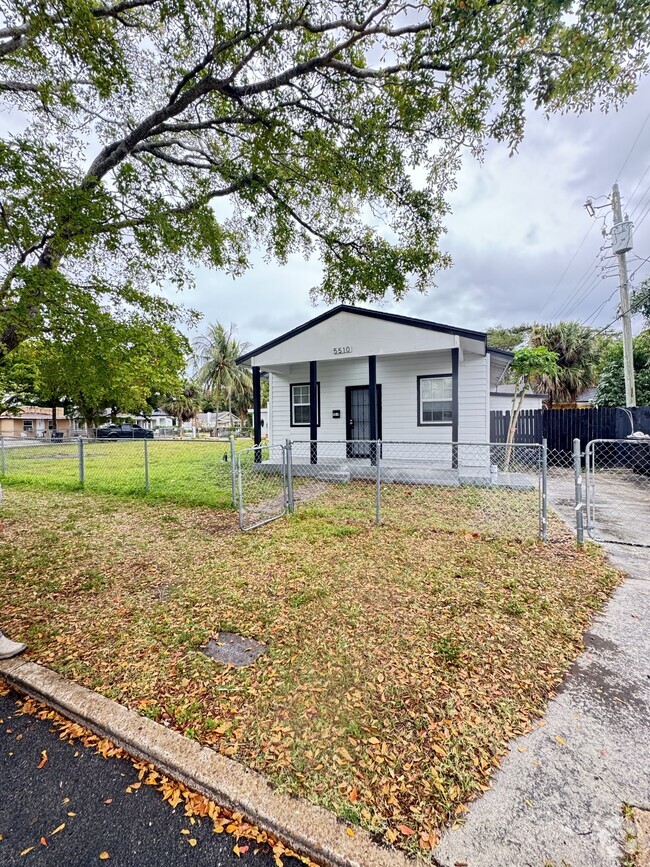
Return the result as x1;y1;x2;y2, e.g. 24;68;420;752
193;323;252;434
529;322;600;408
160;382;202;439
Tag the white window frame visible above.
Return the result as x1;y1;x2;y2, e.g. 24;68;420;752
418;375;453;426
290;382;320;427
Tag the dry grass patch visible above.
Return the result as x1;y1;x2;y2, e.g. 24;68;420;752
0;485;619;856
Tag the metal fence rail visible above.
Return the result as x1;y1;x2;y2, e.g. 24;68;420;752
237;439;547;541
0;435;240;508
585;438;650;547
237;443;287;530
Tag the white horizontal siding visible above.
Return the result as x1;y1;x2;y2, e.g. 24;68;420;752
268;351;490;449
458;354;489;443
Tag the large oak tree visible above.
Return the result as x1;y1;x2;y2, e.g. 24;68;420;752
1;0;648;359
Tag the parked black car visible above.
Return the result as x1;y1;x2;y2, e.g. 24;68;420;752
95;424;154;439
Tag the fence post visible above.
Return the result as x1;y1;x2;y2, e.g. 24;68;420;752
78;437;85;487
144;438;149;492
375;439;381;525
229;435;237;507
540;438;548;542
0;435;4;475
285;439;294;513
573;437;584;547
237;450;245;529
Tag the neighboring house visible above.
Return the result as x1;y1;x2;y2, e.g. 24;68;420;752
552;386;598;410
0;406;73;438
196;411;239;433
490;382;546;412
237;305;514;469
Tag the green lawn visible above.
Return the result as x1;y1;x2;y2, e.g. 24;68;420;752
0;438;256;508
0;484;619;856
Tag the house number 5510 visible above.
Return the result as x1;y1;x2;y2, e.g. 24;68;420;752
333;346;352;355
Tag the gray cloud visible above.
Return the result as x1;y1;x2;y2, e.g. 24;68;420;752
189;75;650;350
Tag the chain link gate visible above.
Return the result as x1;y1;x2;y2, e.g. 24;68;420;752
237;443;287;530
585;438;650;547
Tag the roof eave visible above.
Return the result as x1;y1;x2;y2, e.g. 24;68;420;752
237;304;488;365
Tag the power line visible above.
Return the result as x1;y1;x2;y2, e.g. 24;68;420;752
616;108;650;182
627;165;650;214
551;254;602;320
581;286;619;325
537;220;598;318
628;179;650;221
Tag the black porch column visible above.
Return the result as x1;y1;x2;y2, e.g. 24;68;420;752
368;354;377;465
309;360;318;464
451;348;459;469
252;365;262;463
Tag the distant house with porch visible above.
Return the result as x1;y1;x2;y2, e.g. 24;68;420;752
237;305;515;472
0;406;74;438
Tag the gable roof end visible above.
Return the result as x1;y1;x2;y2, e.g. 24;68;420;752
237;304;487;364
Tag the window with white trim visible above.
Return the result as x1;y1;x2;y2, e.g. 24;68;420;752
290;383;319;426
419;376;453;424
23;419;33;431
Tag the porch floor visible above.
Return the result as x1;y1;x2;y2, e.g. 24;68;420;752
255;458;537;489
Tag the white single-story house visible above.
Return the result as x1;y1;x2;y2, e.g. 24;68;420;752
490;383;546;412
237;305;524;479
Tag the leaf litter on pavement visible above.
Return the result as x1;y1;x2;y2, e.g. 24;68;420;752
1;686;314;866
0;485;620;855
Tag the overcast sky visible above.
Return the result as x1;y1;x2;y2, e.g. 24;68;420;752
183;75;650;352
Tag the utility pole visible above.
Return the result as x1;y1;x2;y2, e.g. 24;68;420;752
611;183;636;408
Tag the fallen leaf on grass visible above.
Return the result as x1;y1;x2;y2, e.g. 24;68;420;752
398;824;415;836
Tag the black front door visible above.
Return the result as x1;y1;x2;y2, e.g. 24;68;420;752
346;385;382;458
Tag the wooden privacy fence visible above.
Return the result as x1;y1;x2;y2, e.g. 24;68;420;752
490;406;650;452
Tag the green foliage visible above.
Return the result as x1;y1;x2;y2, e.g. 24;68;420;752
505;346;558;455
159;382;203;436
510;346;559;383
487;324;531;351
0;342;40;413
10;317;189;427
193;323;252;430
594;331;650;407
529;321;600;407
1;0;649;357
631;280;650;325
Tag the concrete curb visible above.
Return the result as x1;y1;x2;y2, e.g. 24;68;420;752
0;658;413;867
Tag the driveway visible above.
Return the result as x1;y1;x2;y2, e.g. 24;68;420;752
434;472;650;867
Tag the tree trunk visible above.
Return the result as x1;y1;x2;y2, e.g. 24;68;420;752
504;379;527;471
51;405;57;432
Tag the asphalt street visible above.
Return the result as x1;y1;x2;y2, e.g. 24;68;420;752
0;689;303;867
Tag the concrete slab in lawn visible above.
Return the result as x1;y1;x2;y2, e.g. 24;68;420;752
434;529;650;867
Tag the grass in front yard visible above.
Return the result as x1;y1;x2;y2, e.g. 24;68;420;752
0;486;619;855
1;438;255;509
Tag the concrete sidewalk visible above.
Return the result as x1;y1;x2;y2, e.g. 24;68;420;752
434;495;650;867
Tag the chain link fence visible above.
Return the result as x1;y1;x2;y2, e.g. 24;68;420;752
0;435;240;508
236;439;546;541
237;443;287;530
585;439;650;546
4;432;646;546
